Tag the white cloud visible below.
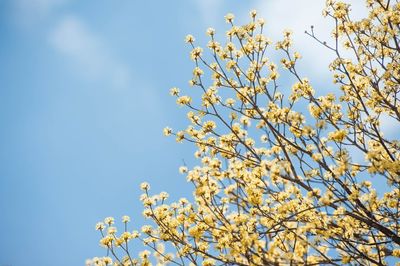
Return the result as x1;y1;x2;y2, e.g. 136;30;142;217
49;16;132;89
255;0;368;80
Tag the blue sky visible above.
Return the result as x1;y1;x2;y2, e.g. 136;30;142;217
0;0;392;265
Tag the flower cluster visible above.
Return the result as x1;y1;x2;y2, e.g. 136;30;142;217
89;2;400;265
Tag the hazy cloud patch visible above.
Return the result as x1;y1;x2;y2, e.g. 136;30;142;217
49;16;132;90
255;0;368;81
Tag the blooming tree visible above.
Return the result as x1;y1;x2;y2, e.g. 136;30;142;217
88;0;400;265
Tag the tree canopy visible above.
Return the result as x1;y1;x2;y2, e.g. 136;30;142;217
88;0;400;265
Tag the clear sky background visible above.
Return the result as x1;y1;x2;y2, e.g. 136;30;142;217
0;0;395;265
